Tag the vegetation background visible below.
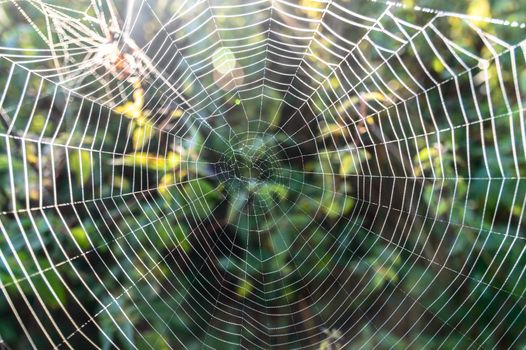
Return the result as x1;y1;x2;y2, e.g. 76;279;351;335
0;0;525;349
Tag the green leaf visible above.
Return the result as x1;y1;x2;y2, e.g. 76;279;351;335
0;155;23;171
320;123;346;138
133;122;154;150
137;331;170;350
339;149;370;176
69;150;92;185
70;226;90;249
227;191;248;224
270;230;289;254
321;193;355;219
173;225;191;252
257;183;288;206
236;278;253;298
33;264;67;309
182;179;219;219
218;257;238;272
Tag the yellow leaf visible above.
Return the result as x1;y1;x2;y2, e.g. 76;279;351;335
25;143;38;164
167;151;181;168
513;205;523;217
413;146;440;176
171;109;184;118
115;87;145;119
339;150;370;176
158;174;174;197
432;58;444;73
29;114;48;135
115;153;166;170
319;340;331;350
339;154;355;176
158;170;186;194
29;186;39;200
113;175;130;190
115;101;141;119
374;265;398;284
467;0;490;26
330;77;339;89
320;123;346;138
337;92;387;115
236;279;253;298
299;0;325;19
133;123;154;150
132;87;144;109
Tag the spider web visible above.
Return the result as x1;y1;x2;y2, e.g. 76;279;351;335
0;0;525;348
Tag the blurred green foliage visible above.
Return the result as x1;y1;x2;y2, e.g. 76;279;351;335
0;0;525;349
